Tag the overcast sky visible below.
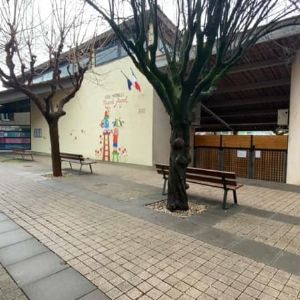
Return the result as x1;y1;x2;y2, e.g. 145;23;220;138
0;0;298;91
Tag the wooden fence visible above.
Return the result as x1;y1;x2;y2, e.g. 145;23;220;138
194;135;288;182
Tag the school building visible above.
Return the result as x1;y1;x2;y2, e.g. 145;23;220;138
1;17;300;185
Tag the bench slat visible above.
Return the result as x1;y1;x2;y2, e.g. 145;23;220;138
156;164;236;180
61;158;82;163
187;179;243;190
186;173;237;186
187;167;236;179
157;168;238;186
60;153;83;160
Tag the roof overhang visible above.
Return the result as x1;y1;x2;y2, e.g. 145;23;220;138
197;31;300;132
0;78;74;105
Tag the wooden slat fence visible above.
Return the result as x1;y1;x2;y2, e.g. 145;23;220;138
194;135;288;182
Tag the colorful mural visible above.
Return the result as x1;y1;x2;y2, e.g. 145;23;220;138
95;93;127;163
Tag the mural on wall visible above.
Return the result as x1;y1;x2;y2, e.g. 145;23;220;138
95;69;144;163
95;93;128;162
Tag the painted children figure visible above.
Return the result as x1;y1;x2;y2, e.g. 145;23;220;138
112;127;119;162
102;111;110;132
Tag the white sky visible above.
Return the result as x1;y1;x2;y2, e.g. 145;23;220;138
0;0;298;91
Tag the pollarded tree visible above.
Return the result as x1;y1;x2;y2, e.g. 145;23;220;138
85;0;299;210
0;0;97;176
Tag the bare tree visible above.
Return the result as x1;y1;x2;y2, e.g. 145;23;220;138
85;0;299;210
0;0;97;176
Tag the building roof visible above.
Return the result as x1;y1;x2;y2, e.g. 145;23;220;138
197;29;300;132
1;13;300;133
0;78;73;104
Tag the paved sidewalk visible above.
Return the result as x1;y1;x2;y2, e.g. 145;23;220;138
0;155;300;299
0;213;109;300
0;264;27;300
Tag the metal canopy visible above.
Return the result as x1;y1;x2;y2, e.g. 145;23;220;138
197;33;300;132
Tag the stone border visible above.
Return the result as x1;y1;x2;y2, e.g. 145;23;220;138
0;213;110;300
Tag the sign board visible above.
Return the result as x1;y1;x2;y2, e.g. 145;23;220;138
255;150;261;158
278;109;289;126
237;150;247;158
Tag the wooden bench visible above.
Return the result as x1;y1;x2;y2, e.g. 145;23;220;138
60;153;96;174
12;148;34;161
156;164;243;209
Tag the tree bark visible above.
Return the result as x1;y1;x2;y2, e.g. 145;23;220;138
48;117;62;177
167;121;191;211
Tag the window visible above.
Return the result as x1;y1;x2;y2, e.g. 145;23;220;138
0;113;14;122
33;128;42;138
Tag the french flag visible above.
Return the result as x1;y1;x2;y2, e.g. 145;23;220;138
127;78;133;91
131;69;142;92
121;71;133;91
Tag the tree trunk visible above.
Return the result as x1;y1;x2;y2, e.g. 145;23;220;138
167;121;191;211
48;117;62;177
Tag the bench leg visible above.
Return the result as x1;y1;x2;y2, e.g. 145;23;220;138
69;162;72;169
31;155;34;161
222;189;228;209
89;164;93;174
233;190;238;205
162;179;167;196
79;164;83;174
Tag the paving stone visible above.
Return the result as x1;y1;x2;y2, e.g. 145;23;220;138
230;239;280;265
271;252;300;275
7;251;68;286
0;238;48;266
22;268;96;300
0;220;19;234
0;229;31;249
2;159;300;299
0;213;8;222
78;289;110;300
0;264;27;299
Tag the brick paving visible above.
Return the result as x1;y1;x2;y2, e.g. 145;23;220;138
0;157;300;299
214;213;300;256
0;264;27;300
192;186;300;217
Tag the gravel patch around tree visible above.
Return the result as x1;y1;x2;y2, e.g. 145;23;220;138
147;200;207;217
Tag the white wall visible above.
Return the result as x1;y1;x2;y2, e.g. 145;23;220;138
31;56;154;166
31;102;50;153
287;50;300;184
152;92;171;165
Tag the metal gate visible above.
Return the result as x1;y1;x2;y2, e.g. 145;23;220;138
194;135;288;182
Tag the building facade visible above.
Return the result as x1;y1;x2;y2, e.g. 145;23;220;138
30;56;171;166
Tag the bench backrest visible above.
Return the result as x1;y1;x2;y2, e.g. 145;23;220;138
155;163;238;187
60;153;84;161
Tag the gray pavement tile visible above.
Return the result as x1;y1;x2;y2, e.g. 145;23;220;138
0;228;31;248
77;289;110;300
23;268;97;300
271;251;300;275
0;238;48;266
229;238;281;264
195;227;243;249
0;219;20;234
0;213;8;222
7;251;68;286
